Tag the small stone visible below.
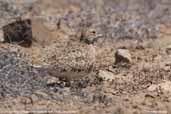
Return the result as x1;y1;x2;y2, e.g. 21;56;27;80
30;94;39;104
147;84;158;91
141;63;152;72
115;49;132;64
98;70;114;81
159;81;171;93
159;62;171;71
0;29;4;42
20;97;32;105
34;91;49;99
166;45;171;54
47;77;59;86
148;81;171;93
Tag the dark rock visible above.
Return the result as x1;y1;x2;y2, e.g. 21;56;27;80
2;19;32;47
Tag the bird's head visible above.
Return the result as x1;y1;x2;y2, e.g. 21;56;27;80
80;28;103;44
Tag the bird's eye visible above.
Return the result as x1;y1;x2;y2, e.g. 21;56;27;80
92;31;96;34
90;30;96;36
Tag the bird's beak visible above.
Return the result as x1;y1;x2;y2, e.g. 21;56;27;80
96;34;103;38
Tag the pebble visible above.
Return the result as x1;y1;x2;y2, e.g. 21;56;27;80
98;70;114;81
115;49;132;64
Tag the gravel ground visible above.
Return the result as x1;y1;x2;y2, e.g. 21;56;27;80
0;0;171;114
0;48;47;97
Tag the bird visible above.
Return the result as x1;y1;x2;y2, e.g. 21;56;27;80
41;41;96;81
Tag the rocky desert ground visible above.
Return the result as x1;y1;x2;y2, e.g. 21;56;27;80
1;0;171;114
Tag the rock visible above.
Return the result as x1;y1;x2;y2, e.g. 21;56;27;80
47;77;59;86
148;81;171;93
159;81;171;93
98;70;114;81
0;29;4;42
19;97;33;105
141;63;152;72
147;84;158;92
30;94;39;104
159;61;171;72
166;45;171;54
2;19;32;47
115;49;132;64
34;91;49;99
150;35;171;49
160;24;171;35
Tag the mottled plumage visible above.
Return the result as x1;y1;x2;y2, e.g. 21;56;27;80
41;41;96;80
